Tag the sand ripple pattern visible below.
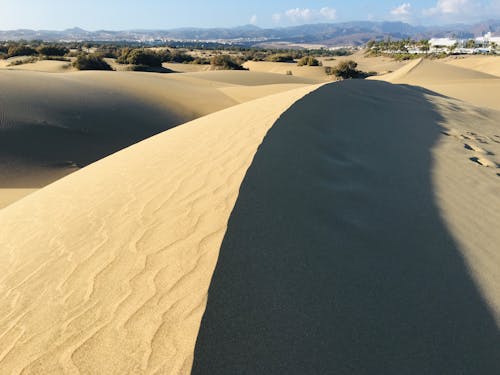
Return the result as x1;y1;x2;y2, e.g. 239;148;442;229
0;84;320;374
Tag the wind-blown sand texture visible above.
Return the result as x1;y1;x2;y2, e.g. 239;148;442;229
443;55;500;77
372;58;500;110
0;69;311;208
0;60;500;374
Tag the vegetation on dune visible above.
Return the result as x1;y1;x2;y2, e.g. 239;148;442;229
210;54;247;70
266;53;295;63
326;60;375;79
73;54;113;71
297;56;321;66
117;48;162;67
7;56;39;66
37;45;69;57
7;45;38;57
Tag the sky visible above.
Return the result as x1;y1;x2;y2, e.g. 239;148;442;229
0;0;499;30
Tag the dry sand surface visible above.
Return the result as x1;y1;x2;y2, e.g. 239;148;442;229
322;50;410;74
0;84;320;374
372;58;500;110
0;58;73;73
443;55;500;77
0;69;311;208
243;61;328;81
0;58;500;374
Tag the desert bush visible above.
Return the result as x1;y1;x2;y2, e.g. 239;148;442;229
191;57;210;65
117;49;162;67
41;55;71;61
326;60;373;79
266;53;295;63
37;45;69;56
7;56;39;66
210;54;246;70
169;50;195;63
73;54;113;71
286;70;293;76
8;45;37;57
297;56;321;66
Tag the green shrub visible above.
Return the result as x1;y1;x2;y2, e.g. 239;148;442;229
117;48;162;67
191;57;210;65
266;54;295;63
326;60;372;79
210;54;246;70
8;45;37;57
73;54;113;71
7;56;39;66
41;56;71;62
37;45;69;57
297;56;321;66
169;50;195;63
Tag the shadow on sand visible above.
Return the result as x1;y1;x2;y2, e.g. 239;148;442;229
192;80;500;374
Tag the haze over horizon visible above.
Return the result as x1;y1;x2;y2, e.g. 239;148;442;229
0;0;499;31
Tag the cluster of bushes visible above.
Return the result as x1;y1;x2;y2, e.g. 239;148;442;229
117;48;162;67
7;56;39;66
297;56;321;66
210;55;246;70
116;48;198;67
37;45;69;57
160;49;195;63
0;43;71;61
266;54;295;63
325;60;375;79
73;54;113;71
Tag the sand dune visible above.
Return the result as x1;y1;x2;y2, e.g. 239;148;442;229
0;84;320;374
372;58;500;110
443;55;500;77
0;69;311;208
184;70;317;85
193;81;500;374
0;59;73;73
243;61;327;81
1;72;500;374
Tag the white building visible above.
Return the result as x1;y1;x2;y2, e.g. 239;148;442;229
429;38;458;47
476;32;500;45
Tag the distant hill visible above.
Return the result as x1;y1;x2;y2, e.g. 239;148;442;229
1;20;499;46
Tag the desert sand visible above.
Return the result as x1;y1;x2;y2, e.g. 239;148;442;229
0;69;311;208
371;58;500;110
0;55;499;374
443;55;500;77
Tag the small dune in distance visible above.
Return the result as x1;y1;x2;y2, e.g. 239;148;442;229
0;22;500;375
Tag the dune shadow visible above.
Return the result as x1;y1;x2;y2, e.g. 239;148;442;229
192;80;500;374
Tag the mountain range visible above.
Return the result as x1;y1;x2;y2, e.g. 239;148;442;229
1;20;499;46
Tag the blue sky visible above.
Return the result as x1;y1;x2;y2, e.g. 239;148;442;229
0;0;499;30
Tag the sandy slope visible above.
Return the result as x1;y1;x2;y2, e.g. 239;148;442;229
1;75;500;374
443;55;500;77
193;80;500;374
0;84;320;374
0;69;311;208
0;59;73;73
243;61;327;81
322;50;410;74
372;58;500;110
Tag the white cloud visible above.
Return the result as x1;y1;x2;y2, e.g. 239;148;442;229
249;14;258;25
391;3;412;16
424;0;475;15
319;7;337;20
273;7;337;24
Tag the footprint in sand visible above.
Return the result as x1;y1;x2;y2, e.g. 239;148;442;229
469;156;498;168
464;143;495;156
